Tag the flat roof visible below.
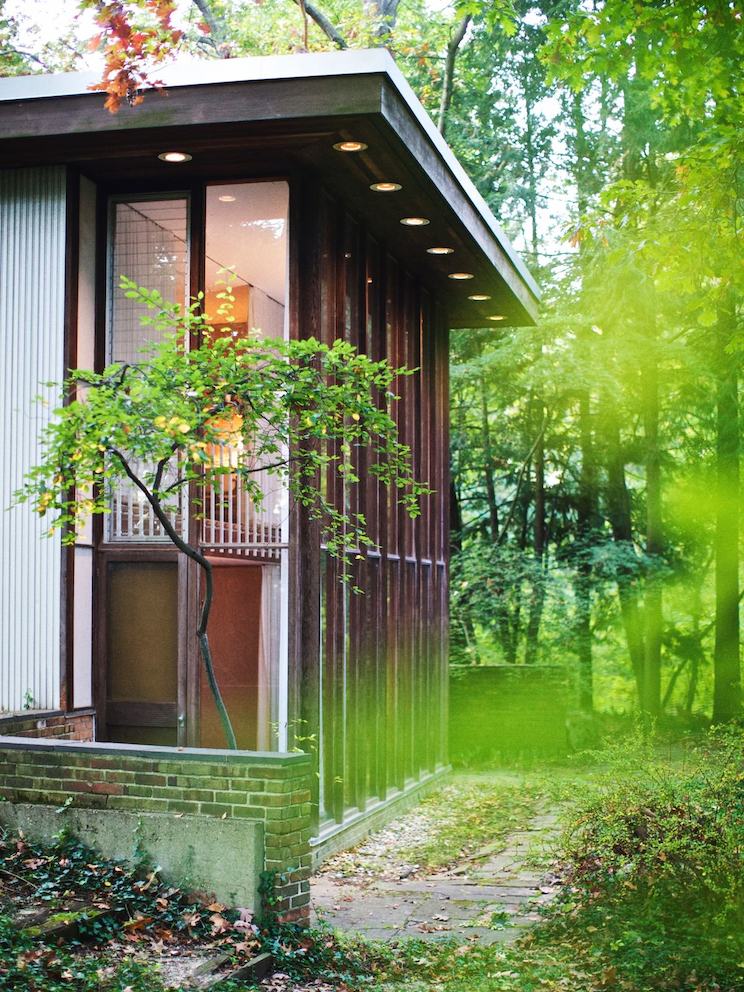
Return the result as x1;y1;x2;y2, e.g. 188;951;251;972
0;49;539;323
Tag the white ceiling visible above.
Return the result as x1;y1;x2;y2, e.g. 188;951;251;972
205;181;288;305
134;181;289;306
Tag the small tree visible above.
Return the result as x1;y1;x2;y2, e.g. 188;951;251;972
15;279;426;749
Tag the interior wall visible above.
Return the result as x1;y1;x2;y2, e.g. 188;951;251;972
199;560;263;750
72;174;97;710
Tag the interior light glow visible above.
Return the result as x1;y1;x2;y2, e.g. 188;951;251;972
157;151;192;163
370;181;402;192
488;314;506;321
333;141;368;152
400;216;430;226
426;246;454;255
218;194;237;202
448;272;474;280
468;294;492;301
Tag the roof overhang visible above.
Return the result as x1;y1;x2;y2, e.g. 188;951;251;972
0;49;539;327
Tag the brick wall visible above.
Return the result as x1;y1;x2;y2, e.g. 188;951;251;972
449;665;570;763
0;737;312;922
0;709;95;741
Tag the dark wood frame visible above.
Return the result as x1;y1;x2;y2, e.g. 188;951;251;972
62;158;449;832
86;170;297;747
291;180;450;831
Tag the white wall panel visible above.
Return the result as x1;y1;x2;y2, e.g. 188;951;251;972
72;548;93;709
0;166;66;711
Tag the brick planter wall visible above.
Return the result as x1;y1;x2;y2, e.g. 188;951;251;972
0;737;312;922
0;709;95;741
449;665;570;763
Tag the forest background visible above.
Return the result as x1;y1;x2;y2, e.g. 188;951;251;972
1;0;741;725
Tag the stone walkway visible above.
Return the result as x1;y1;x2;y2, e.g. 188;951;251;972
311;810;562;945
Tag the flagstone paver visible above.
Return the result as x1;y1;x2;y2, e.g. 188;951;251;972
311;809;562;944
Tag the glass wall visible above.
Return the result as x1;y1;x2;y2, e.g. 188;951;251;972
201;181;290;750
106;196;189;542
101;182;290;750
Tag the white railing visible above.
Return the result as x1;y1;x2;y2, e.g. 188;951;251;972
107;459;186;543
200;445;286;560
106;450;286;558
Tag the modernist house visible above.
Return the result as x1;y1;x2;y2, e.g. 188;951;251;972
0;50;537;903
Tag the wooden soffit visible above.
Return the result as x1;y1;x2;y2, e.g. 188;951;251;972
0;50;539;327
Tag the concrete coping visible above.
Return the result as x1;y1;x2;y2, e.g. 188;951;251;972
0;735;310;766
0;708;96;722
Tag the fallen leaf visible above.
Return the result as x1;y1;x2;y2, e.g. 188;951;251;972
210;913;231;935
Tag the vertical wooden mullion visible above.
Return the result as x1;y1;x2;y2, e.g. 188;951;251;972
383;254;400;793
369;236;387;800
176;553;189;746
186;182;205;746
331;201;347;823
91;184;111;734
60;168;81;713
437;306;450;765
292;176;322;826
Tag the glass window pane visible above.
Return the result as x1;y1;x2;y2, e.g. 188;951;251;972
106;196;189;542
109;197;189;364
205;182;288;341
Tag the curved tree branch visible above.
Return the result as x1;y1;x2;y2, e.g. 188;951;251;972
111;447;238;750
290;0;347;49
437;13;471;137
190;0;231;56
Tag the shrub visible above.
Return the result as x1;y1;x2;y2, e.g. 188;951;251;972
550;726;744;988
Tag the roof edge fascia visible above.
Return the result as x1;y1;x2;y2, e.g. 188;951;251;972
0;48;540;303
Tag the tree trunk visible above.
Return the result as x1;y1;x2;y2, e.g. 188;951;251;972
524;407;546;664
713;298;741;722
196;555;238;749
575;390;596;710
437;14;471;137
571;91;597;710
112;450;238;749
603;408;646;701
480;380;500;543
524;88;539;264
642;317;663;719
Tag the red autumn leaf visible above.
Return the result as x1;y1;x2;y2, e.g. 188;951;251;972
82;0;182;113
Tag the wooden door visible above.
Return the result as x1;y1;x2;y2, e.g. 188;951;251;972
199;559;264;750
101;556;183;746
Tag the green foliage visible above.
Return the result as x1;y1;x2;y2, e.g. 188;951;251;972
0;826;232;942
15;278;426;569
0;918;164;992
560;728;743;904
0;825;249;990
544;728;744;988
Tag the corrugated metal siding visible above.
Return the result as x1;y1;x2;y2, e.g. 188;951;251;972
0;167;66;711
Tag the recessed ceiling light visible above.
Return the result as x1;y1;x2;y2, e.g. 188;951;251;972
426;246;454;255
218;194;236;202
468;294;492;301
370;181;402;192
333;140;368;152
488;314;506;321
448;272;474;280
400;216;430;226
157;151;192;163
